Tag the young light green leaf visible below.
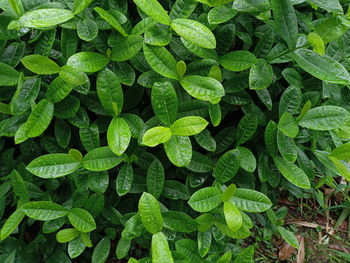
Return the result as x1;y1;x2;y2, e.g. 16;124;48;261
82;147;125;171
46;77;75;103
56;229;80;243
107;118;131;156
59;66;87;86
298;106;350;131
24;99;54;138
180;75;225;102
164;135;192;167
329;142;350;161
188;187;222;212
138;192;163;234
133;0;171;25
21;55;60;75
170;18;216;49
233;246;254;263
152;232;174;263
151;81;178;125
143;44;179;80
142;126;172;147
22;201;68;221
273;156;311;189
170;116;208;136
219;51;258;72
224;201;242;232
68;208;96;232
67;52;109;73
26;153;81;178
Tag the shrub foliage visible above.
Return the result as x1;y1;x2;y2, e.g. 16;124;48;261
1;0;350;262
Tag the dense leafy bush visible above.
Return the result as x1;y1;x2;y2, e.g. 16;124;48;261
1;0;350;262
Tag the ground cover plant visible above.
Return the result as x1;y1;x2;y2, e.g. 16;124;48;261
1;0;350;262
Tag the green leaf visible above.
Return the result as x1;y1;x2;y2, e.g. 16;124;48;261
224;201;242;232
231;188;272;213
143;44;179;80
77;18;98;42
107;117;131;156
279;86;302;117
175;239;203;263
0;209;25;240
94;7;128;36
82;146;125;171
170;18;216;49
277;130;297;162
68;235;86;259
26;153;81;178
68;208;96;232
152;232;174;263
181;38;218;60
329;142;350;161
116;163;134;196
24;99;54;138
138;192;163;234
292;49;350;85
59;65;87;86
237;146;256;172
10;169;29;203
170;116;208;136
233;246;254;263
277;226;299;248
162;180;190;200
133;0;171;25
21;55;60;75
142;126;172;147
22;201;68;220
169;0;198;19
147;159;165;199
67;52;109;73
162;211;198;233
208;4;237;25
188;187;222;212
0;62;20;86
164;135;192;167
97;68;124;116
110;35;143;62
214;149;240;183
8;9;74;29
151;81;178;125
273;156;311;189
46;77;74;103
236;113;259;145
249;59;273;90
307;32;325;55
198;230;212;257
307;0;342;13
298;106;350;131
92;237;110;263
56;229;80;243
219;51;257;72
278;112;299;138
180;75;225;102
271;0;298;48
73;0;94;15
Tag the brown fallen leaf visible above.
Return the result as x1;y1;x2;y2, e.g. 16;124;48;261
297;236;305;263
279;243;296;260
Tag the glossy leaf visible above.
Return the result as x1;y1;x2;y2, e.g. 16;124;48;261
138;192;163;234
